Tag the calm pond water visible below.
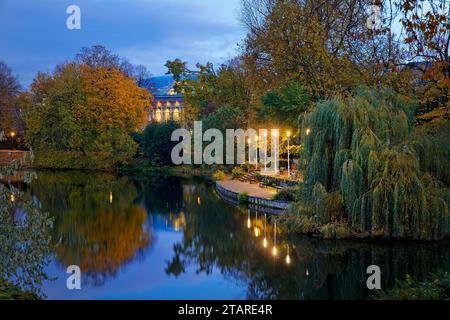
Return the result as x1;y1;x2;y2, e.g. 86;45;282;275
14;172;450;299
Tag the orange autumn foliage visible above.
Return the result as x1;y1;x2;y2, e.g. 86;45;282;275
78;65;152;132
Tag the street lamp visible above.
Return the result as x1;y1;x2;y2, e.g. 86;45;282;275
247;138;251;163
10;131;15;138
263;130;267;172
255;136;259;169
272;129;279;174
287;131;291;178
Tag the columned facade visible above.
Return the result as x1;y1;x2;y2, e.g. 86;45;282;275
148;94;184;123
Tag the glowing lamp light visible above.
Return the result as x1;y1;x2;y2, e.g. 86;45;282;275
109;192;113;204
306;128;311;136
10;132;16;138
197;197;201;205
272;129;278;137
247;138;251;144
10;194;15;202
306;269;310;276
263;237;268;248
247;218;251;229
286;131;290;137
272;246;278;256
254;227;260;237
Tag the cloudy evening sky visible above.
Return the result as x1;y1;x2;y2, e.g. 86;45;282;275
0;0;245;88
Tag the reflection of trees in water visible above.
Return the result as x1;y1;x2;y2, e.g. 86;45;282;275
134;175;184;216
29;172;153;286
165;180;450;299
1;169;53;298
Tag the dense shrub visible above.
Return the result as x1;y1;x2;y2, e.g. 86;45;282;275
237;192;249;203
231;166;244;179
272;187;298;201
213;170;225;181
142;121;180;166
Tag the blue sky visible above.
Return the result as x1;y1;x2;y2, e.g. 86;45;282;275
0;0;245;88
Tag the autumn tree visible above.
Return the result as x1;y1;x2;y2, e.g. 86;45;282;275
0;61;22;136
241;0;376;99
25;50;152;169
397;0;450;119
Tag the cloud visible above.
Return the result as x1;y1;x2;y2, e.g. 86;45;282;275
0;0;245;87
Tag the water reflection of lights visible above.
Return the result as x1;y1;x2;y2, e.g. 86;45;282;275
109;191;113;204
306;269;310;276
254;211;260;237
285;245;291;265
197;196;201;205
246;211;295;265
262;214;267;248
272;222;277;256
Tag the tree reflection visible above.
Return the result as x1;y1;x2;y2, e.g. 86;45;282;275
29;172;153;286
165;179;450;299
1;167;53;298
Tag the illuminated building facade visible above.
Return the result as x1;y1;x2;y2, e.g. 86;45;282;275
141;76;184;123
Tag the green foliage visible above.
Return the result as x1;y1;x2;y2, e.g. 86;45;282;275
272;187;298;202
165;58;251;124
203;106;247;131
259;82;310;127
295;89;449;240
142;121;180;166
0;280;41;300
372;272;450;300
0;156;53;299
213;170;225;181
231;166;244;180
237;192;249;203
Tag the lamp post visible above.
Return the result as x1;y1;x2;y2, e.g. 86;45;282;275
287;131;291;178
273;129;279;174
247;138;251;164
255;136;259;169
263;130;267;172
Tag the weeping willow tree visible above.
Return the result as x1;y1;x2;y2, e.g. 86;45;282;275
295;89;449;240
